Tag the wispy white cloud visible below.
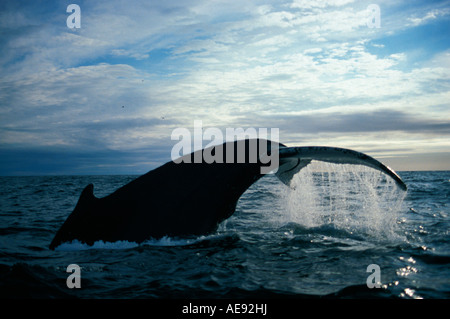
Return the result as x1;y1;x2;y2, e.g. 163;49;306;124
111;49;149;60
290;0;356;9
407;8;450;26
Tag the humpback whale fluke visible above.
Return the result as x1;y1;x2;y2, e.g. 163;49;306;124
49;139;406;250
276;146;407;191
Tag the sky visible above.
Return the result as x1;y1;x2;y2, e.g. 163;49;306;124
0;0;449;175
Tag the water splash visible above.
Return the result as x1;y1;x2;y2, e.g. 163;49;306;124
280;161;407;242
54;236;200;251
53;234;234;251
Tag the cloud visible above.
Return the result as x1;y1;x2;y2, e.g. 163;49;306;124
290;0;356;9
0;0;449;174
271;110;450;135
407;8;450;26
111;49;149;60
0;146;172;175
0;62;175;153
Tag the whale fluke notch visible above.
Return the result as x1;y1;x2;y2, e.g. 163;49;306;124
49;139;407;250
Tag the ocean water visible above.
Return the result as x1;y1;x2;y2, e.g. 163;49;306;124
0;163;449;299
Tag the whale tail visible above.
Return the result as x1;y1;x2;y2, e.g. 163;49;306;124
49;139;407;250
276;146;407;191
49;184;98;250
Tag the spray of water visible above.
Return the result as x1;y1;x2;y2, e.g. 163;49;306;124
280;161;407;241
54;236;203;251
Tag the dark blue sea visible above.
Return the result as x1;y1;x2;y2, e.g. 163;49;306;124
0;164;449;301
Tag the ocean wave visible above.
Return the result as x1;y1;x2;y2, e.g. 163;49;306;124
54;233;239;251
1;172;448;299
